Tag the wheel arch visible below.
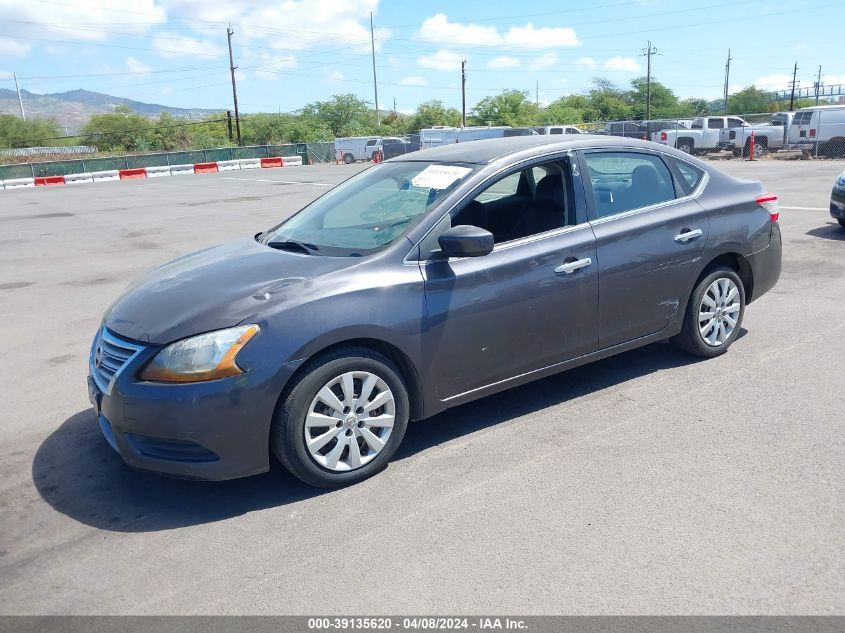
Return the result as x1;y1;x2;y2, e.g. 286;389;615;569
697;252;754;302
280;336;426;422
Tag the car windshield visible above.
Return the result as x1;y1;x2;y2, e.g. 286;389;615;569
261;161;476;256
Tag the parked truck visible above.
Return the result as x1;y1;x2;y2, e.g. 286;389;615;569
653;116;749;155
420;126;511;149
717;112;795;158
334;136;380;164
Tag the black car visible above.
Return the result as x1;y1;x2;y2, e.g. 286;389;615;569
831;170;845;228
380;138;409;160
88;136;782;487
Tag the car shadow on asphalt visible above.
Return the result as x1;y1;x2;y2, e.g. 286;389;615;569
806;222;845;241
32;337;730;533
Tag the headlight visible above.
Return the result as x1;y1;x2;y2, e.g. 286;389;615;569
837;174;845;187
139;325;260;383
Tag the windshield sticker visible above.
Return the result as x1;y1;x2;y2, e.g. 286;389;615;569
410;165;472;190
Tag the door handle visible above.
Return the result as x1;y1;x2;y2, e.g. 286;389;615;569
674;228;703;243
555;257;592;274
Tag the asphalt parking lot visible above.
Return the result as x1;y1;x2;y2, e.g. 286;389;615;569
0;158;843;615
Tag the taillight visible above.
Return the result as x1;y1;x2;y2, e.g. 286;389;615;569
809;128;816;138
660;131;667;141
756;193;779;222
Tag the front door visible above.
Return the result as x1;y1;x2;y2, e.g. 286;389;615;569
419;158;599;401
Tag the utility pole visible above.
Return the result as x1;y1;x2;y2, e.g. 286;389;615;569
789;60;799;111
641;41;657;120
393;97;396;116
461;60;467;127
13;72;25;120
814;65;823;105
723;49;732;115
370;12;380;127
226;25;242;145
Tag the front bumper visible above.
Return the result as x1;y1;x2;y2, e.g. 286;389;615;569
831;186;845;219
88;329;302;480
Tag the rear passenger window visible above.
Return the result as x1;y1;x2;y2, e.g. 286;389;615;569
708;119;725;129
584;152;676;219
550;128;563;135
671;160;705;193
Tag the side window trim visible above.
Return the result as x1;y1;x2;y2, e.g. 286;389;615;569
578;149;685;223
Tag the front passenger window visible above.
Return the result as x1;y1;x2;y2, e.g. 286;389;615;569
584;152;676;219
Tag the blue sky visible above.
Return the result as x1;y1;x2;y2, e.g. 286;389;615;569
2;0;844;114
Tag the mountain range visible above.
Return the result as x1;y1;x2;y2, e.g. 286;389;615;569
0;88;222;135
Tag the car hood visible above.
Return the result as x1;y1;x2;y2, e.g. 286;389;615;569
104;237;358;344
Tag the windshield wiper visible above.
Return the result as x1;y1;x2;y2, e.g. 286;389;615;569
266;239;319;254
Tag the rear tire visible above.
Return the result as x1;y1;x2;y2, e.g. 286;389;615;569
677;140;694;154
672;267;746;358
343;153;354;164
271;346;410;488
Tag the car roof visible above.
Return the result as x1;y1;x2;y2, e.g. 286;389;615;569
390;134;664;165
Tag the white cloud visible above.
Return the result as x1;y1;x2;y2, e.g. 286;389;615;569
327;70;345;81
417;49;464;72
162;0;389;54
0;37;30;57
249;52;298;79
399;76;428;86
529;52;558;72
752;73;792;90
417;13;501;46
0;70;11;80
416;14;578;49
604;56;641;72
823;74;845;86
575;57;597;68
0;0;164;43
504;24;578;49
152;31;225;59
125;56;152;75
487;56;519;70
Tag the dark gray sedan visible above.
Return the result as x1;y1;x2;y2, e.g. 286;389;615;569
88;136;782;487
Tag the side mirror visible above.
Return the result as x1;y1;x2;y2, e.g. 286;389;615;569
438;225;494;258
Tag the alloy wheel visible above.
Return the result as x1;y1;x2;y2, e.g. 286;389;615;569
303;371;396;472
698;278;741;346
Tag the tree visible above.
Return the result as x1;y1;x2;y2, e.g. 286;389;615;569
584;78;633;122
469;89;539;126
627;77;683;118
80;105;155;151
408;100;462;130
0;115;62;148
727;86;770;115
300;94;374;137
539;96;586;125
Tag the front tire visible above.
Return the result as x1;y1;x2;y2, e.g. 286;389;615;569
271;346;410;487
673;267;746;358
838;219;845;229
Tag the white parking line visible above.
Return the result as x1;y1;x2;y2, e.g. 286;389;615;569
781;205;828;211
222;177;333;186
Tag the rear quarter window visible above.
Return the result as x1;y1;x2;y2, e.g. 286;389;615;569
669;159;706;194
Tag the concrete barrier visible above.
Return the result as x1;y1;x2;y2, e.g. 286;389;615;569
2;178;35;189
0;180;3;190
217;159;241;172
261;157;283;168
145;165;171;178
92;170;120;182
118;168;146;180
281;156;303;166
194;162;218;173
169;164;194;176
239;158;261;170
35;176;66;186
64;172;94;185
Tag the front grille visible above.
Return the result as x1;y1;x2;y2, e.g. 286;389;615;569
90;328;144;394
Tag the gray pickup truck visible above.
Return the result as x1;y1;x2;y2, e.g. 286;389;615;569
718;112;795;158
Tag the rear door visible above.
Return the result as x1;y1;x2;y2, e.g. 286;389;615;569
579;149;710;349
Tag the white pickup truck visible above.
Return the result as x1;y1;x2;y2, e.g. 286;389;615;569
652;116;749;155
717;112;795;158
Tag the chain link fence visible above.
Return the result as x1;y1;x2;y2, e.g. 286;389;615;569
0;142;337;181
